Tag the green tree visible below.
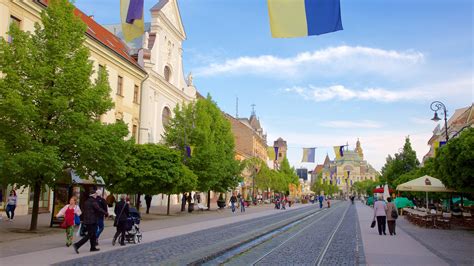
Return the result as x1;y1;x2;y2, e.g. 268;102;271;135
380;137;420;187
433;128;474;193
164;95;242;209
279;157;299;191
111;144;197;214
0;0;130;230
352;179;377;196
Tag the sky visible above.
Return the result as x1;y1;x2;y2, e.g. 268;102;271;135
74;0;473;171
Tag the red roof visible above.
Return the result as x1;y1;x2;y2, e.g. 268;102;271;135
314;165;324;174
36;0;144;71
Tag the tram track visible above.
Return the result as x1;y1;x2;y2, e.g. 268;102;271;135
207;202;355;266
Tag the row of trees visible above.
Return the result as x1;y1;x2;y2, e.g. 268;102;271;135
0;0;243;229
310;173;340;197
244;157;299;195
379;128;473;195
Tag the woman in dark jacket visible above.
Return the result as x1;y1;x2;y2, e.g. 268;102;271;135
112;195;129;246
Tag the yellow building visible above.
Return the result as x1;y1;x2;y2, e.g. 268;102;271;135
225;112;268;198
321;140;379;196
0;0;147;215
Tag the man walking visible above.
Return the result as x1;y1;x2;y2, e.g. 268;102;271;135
145;194;152;214
95;189;108;246
240;196;245;213
318;195;324;209
181;193;187;212
73;189;107;254
230;193;237;213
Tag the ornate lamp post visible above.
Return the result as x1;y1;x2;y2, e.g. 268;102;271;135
430;101;449;142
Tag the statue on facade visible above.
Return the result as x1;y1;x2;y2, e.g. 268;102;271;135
187;72;193;86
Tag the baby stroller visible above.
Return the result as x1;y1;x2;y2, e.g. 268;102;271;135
119;207;142;244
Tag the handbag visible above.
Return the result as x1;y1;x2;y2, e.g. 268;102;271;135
114;202;126;227
370;219;376;228
79;223;88;237
74;214;81;225
391;209;399;219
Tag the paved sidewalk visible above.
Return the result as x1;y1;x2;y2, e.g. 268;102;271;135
0;203;311;265
356;201;472;265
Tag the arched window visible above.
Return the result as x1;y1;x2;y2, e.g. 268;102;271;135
164;66;171;82
162;106;171;128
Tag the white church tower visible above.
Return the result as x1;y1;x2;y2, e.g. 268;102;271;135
138;0;197;145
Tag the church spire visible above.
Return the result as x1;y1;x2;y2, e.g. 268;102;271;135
355;138;364;159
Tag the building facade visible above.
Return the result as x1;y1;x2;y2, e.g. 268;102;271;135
0;0;146;215
225;112;269;198
423;104;473;162
319;140;379;195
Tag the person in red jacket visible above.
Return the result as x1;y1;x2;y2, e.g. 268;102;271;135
56;196;82;247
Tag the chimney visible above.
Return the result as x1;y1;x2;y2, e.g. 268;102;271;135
89;15;94;20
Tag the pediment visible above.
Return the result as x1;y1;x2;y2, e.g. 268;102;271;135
151;0;186;39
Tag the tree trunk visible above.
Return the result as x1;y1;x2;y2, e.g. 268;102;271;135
136;193;141;209
30;180;42;231
207;190;211;210
167;194;171;216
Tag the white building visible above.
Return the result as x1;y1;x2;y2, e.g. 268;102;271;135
106;0;198;206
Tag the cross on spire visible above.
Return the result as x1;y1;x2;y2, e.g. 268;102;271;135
251;104;256;116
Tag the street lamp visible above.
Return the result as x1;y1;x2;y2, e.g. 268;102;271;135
430;101;449;142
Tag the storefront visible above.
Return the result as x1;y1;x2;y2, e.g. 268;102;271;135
50;169;105;227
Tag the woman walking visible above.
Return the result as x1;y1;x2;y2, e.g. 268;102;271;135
113;195;129;246
56;196;82;247
373;196;387;235
5;190;17;221
386;197;397;235
230;193;237;213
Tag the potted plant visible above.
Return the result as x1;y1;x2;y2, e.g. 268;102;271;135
217;193;226;209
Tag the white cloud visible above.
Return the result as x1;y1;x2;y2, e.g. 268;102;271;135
285;85;427;102
284;75;473;103
322;120;383;129
195;45;424;77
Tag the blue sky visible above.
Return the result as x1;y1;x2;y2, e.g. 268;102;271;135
74;0;473;170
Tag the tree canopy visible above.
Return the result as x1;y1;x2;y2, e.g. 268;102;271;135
0;0;130;230
380;137;420;187
163;95;242;203
111;144;197;197
433;128;474;193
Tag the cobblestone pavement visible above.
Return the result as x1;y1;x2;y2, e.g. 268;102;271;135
57;204;331;265
222;202;361;266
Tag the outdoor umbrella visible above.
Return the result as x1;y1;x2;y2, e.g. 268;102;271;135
394;197;414;209
396;175;454;210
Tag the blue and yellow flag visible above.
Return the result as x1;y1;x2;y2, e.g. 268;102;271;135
121;0;145;42
267;0;343;38
433;141;447;157
301;148;316;162
333;145;344;159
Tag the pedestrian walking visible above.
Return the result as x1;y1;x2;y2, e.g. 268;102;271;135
5;190;17;221
230;193;237;213
56;196;82;247
112;195;130;246
281;195;286;210
196;193;201;204
327;197;331;208
373;196;387;235
240;196;245;212
318;195;324;209
95;189;108;245
386;197;397;235
145;194;152;214
237;193;241;208
72;189;107;254
181;193;187;212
